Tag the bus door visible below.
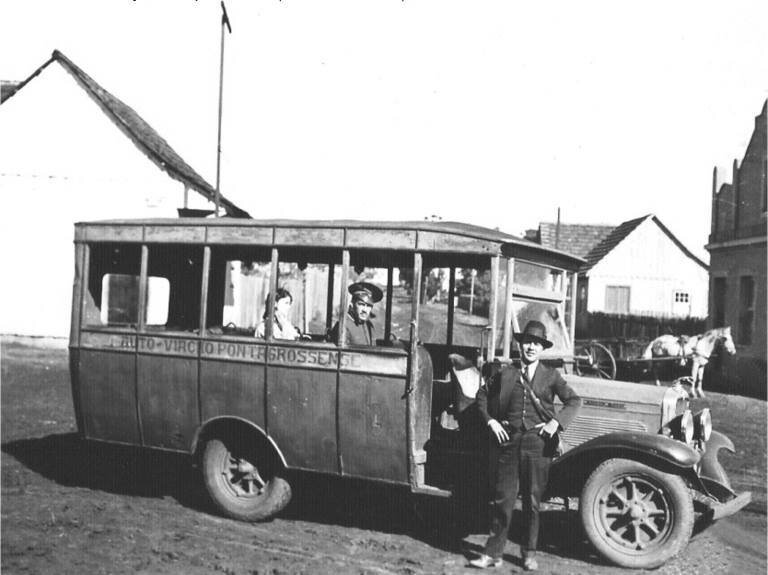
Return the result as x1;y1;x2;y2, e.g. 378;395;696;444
135;244;202;450
335;261;410;483
261;260;341;473
77;242;142;444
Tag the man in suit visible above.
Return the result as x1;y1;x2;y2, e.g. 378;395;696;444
469;321;582;571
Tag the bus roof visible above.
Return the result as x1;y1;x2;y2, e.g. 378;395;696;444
75;217;586;270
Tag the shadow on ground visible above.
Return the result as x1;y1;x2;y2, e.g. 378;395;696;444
2;432;596;564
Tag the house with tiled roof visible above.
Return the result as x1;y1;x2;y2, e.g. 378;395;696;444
0;50;250;338
528;215;709;320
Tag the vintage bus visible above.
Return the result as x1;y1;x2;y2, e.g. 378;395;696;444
69;218;749;569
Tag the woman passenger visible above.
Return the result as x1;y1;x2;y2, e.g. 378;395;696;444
256;288;302;340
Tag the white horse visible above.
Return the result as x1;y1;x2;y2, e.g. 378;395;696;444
643;327;736;397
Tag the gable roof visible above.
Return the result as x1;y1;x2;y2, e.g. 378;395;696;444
3;50;250;218
534;222;614;259
534;215;708;272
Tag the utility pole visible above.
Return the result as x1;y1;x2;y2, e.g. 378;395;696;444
214;1;232;217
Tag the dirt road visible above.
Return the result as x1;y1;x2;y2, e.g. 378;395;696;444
2;339;766;574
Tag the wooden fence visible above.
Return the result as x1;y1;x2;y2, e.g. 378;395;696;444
576;312;707;341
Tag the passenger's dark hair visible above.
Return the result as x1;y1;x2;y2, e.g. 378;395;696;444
263;287;293;319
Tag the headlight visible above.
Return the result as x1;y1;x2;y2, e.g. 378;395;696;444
694;408;712;442
679;409;694;443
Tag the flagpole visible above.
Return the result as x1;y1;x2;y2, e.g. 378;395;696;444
215;1;231;217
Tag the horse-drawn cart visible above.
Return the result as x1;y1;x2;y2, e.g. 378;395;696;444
573;328;736;396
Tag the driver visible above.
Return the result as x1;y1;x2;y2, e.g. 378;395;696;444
329;282;383;346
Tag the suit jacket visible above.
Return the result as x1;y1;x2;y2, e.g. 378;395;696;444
476;362;582;431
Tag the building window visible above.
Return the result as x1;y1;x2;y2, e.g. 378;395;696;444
712;277;726;327
738;276;755;345
674;291;690;303
605;285;630;314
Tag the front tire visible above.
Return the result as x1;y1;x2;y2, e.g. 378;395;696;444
202;437;291;521
580;458;694;569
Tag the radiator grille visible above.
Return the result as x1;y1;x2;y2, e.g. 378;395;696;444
562;415;647;446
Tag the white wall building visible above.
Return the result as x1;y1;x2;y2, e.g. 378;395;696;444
582;216;709;317
0;50;248;338
530;215;709;319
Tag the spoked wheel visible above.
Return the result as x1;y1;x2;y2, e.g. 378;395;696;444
580;458;694;569
575;341;617;379
202;437;291;522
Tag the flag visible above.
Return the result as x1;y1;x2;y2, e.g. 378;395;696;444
221;1;232;34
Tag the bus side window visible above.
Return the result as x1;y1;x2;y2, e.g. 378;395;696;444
205;247;272;336
277;261;341;342
84;243;142;328
145;245;203;333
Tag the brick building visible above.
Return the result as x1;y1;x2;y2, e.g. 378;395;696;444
707;100;767;392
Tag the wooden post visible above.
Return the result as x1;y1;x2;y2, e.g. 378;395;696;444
266;248;278;340
733;159;740;231
302;268;309;334
488;256;499;363
711;166;719;238
199;246;211;334
338;250;350;345
569;272;578;351
503;257;515;359
447;266;456;346
138;244;148;331
385;267;394;341
469;270;476;315
326;263;335;333
411;253;422;338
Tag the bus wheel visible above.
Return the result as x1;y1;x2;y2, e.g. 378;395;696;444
580;458;694;569
202;437;291;522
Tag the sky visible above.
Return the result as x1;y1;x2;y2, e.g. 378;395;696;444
2;0;767;261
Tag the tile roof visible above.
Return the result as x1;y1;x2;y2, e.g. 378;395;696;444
3;50;250;218
535;215;708;272
536;222;614;259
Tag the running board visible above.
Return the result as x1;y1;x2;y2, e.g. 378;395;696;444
411;484;452;498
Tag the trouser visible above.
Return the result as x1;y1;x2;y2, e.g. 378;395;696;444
484;428;551;559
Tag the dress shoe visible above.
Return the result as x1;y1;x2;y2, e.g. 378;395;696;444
522;556;538;571
468;554;502;568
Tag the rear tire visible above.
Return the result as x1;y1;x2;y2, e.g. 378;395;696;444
202;437;291;521
580;458;694;569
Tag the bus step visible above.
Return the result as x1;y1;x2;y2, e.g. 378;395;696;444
412;484;452;498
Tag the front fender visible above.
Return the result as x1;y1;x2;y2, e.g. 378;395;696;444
547;432;700;498
699;430;734;490
557;431;700;469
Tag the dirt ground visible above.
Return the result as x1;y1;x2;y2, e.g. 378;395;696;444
2;338;766;575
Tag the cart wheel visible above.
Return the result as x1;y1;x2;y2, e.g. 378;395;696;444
575;341;617;379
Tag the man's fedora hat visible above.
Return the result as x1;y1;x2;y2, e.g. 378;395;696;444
514;320;554;349
348;282;383;305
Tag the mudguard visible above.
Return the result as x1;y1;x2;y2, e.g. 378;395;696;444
555;431;700;469
191;416;288;469
699;430;734;490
